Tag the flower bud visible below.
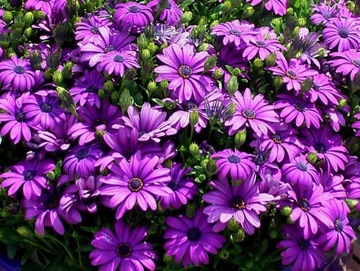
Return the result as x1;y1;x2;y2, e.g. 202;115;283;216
213;69;223;80
301;78;313;93
137;33;148;49
0;33;10;49
62;62;73;79
148;42;158;54
219;249;230;260
222;1;232;13
242;6;254;18
234;129;247;148
265;52;277;67
52;70;63;85
347;1;356;12
198;43;209;52
227;218;239;231
206;159;218;175
197;174;207;182
103;80;114;92
232;228;245;243
158;80;168;91
23;27;33;38
24;12;34;27
338;98;347;109
43;69;53;80
198;16;208;26
189;143;200;157
141;49;151;61
124;68;137;81
119;89;133;114
180;11;192;24
204;55;217;72
273;76;283;90
3;11;13;23
33;10;45;20
10;28;22;41
345;199;358;208
46;171;56;180
185;203;196;217
147;81;157;94
111;91;120;102
253;58;263;69
269;230;277;239
306;152;319;165
56;86;79;118
210;20;219;28
17;226;32;237
297;18;307;27
13;12;25;28
227;75;238;97
189;109;199;126
286;7;294;15
281;206;292;216
133;92;143;105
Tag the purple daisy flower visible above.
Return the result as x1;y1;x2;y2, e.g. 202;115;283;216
224;88;279;136
292;32;324;69
68;100;122;145
0;55;35;92
322;17;360;52
322;106;346;132
75;175;102;214
164;209;226;267
121;102;177;143
211;19;256;46
265;0;287;16
154;44;214;103
277;224;324;271
288;184;333;238
96;50;140;77
203;175;273;234
310;2;338;25
147;0;183;26
281;154;320;188
99;151;172;219
300;127;349;172
353;112;360;136
114;2;154;31
320;173;347;200
211;149;256;181
275;93;323;129
258;162;289;200
75;14;112;45
24;0;55;15
23;93;66;131
268;54;318;93
63;142;105;179
317;200;356;255
0;92;32;144
152;24;182;45
329;49;360;81
305;74;341;105
90;220;157;271
0;158;55;200
160;163;198;210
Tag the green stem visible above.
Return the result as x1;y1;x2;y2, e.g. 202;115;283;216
23;239;53;254
45;234;75;262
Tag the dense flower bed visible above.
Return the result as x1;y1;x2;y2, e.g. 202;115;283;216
1;0;360;270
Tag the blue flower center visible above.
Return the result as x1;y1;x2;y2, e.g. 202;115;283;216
314;143;325;153
76;149;89;160
14;65;25;74
114;55;124;63
128;177;143;192
294;101;305;112
86;85;98;93
256;40;266;47
91;26;99;34
298;238;310;250
46;199;59;209
338;28;349;38
128;5;140;13
352;59;360;67
178;65;192;79
93;119;106;127
298;198;311;211
296;161;308;171
15;111;25;122
40;103;52;113
187;227;201;241
253;153;267;166
117;243;132;257
24;170;35;180
229;29;241;36
228;154;240;163
230;196;246;210
335;218;344;232
242;109;256;119
272;134;282;144
285;70;297;79
168;180;179;191
312;83;320;90
166;3;172;9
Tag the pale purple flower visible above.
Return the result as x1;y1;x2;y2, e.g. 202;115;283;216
75;14;112;45
329;49;360;81
311;2;338;25
147;0;183;26
114;2;154;31
265;0;287;16
305;74;342;105
24;0;55;15
96;50;140;77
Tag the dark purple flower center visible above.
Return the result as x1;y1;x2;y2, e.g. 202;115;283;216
104;45;115;53
352;59;360;67
230;196;246;210
128;5;140;13
24;170;35;180
86;85;99;93
76;148;89;160
167;180;179;191
40;103;52;113
338;28;349;38
312;83;320;90
298;198;311;211
242;109;256;119
116;243;132;257
178;65;192;79
285;70;297;79
186;102;197;111
93;119;107;127
297;238;310;250
14;65;25;74
314;143;325;153
15;111;25;122
296;161;308;171
228;154;240;163
272;134;282;144
335;218;344;232
128;177;144;192
256;40;266;47
91;26;99;34
229;29;241;36
293;101;305;112
186;227;201;241
47;199;59;209
114;55;124;63
166;3;172;9
253;152;267;166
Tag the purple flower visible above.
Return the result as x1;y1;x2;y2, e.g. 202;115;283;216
75;14;112;45
147;0;183;26
322;18;360;52
63;143;104;178
0;158;54;200
96;50;140;77
353;112;360;136
90;220;157;271
275;94;323;129
114;2;154;31
0;55;35;92
329;49;360;81
160;163;197;210
258;162;289;200
305;74;341;105
292;32;324;69
310;2;338;25
99;151;172;219
121;102;177;142
164;209;226;267
317;200;356;255
0;92;32;144
277;224;324;271
75;175;102;214
268;54;318;93
265;0;287;16
24;0;55;15
152;24;182;45
154;44;214;103
211;149;256;181
320;173;347;200
225;88;279;136
203;174;273;234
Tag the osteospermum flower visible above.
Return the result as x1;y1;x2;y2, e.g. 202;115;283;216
322;18;360;52
24;0;55;15
96;50;140;77
99;151;172;219
203;175;273;234
0;158;55;200
0;55;35;92
75;14;112;45
310;2;338;25
277;224;324;271
164;209;226;267
114;2;154;31
75;175;102;214
147;0;183;26
264;0;287;16
225;88;279;136
305;74;341;105
353;112;360;136
211;149;256;181
329;49;360;81
90;220;157;271
154;44;214;103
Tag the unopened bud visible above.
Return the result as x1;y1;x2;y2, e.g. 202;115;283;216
52;70;63;85
204;55;217;72
306;152;319;165
234;129;247;148
147;81;157;94
213;69;223;80
189;143;200;156
301;78;313;93
253;58;263;69
273;76;283;90
119;89;133;114
24;12;34;27
46;171;56;180
0;33;10;48
281;206;292;216
185;204;196;217
17;226;32;237
141;49;151;61
198;43;209;52
24;27;33;38
345;198;358;208
265;52;277;67
232;228;245;243
180;11;192;24
243;6;254;18
3;11;13;23
158;80;168;91
222;1;232;13
227;218;239;231
206;159;218;175
227;75;238;96
297;18;307;27
338;99;347;109
137;34;148;50
189;109;199;126
148;42;157;54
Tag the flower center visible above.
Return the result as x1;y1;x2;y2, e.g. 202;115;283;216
128;177;144;192
228;154;240;163
314;143;325;153
272;134;282;144
91;26;99;34
229;29;241;36
285;70;297;79
242;109;256;119
256;40;266;47
253;153;267;166
76;148;89;160
186;102;197;111
186;227;201;241
86;85;98;93
230;196;246;210
24;170;35;180
128;5;140;13
296;161;308;171
15;111;25;122
178;65;192;79
167;180;179;191
297;238;310;250
166;3;172;9
40;103;52;113
104;45;115;53
93;119;107;127
352;59;360;67
298;198;311;211
47;199;58;209
312;83;320;90
293;101;305;112
116;243;132;257
335;218;344;232
14;65;25;74
114;55;124;63
338;28;349;38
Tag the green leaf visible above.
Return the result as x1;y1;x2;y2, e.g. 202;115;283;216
7;243;17;259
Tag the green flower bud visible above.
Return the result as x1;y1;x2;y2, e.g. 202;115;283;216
210;20;219;28
43;69;53;80
148;42;158;54
234;129;247;148
227;75;238;97
227;218;239;231
198;16;208;26
206;159;218;175
119;89;133;114
270;18;282;34
124;68;137;81
180;11;192;24
163;255;173;264
98;89;107;100
293;26;300;37
10;28;22;41
17;226;32;237
198;43;209;52
163;159;172;169
52;70;63;85
345;198;358;208
185;204;196;217
189;109;199;126
33;10;45;20
111;91;120;102
56;86;79;118
297;18;307;27
273;76;284;90
265;52;277;67
0;33;10;49
253;58;263;69
317;47;327;58
306;152;319;165
14;12;26;28
137;33;148;49
269;230;277;239
141;49;151;61
3;11;13;23
24;12;34;27
147;81;157;94
198;174;207;183
233;228;245;243
213;69;223;80
133;92;143;105
219;249;230;260
286;7;294;15
232;68;241;77
46;171;56;180
338;98;347;109
281;206;292;216
242;6;254;18
23;27;33;38
189;143;200;157
158;80;168;91
103;80;114;92
301;78;313;93
62;62;73;79
347;1;356;12
204;55;217;72
222;1;232;13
